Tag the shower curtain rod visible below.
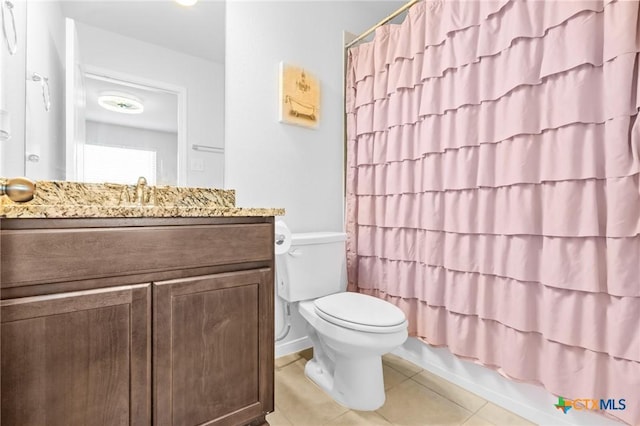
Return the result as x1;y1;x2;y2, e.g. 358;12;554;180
345;0;419;49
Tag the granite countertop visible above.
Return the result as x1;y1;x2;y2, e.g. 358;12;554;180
0;180;284;219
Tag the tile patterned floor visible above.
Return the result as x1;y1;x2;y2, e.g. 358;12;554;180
267;349;537;426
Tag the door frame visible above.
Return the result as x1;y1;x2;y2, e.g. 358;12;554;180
66;60;188;186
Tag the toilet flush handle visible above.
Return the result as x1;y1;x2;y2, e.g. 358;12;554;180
288;249;303;257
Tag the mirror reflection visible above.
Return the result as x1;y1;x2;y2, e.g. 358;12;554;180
24;0;225;187
82;73;178;186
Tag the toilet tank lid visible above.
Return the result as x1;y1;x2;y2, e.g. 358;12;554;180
291;232;346;245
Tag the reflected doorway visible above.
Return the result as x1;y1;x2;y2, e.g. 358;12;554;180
73;66;186;186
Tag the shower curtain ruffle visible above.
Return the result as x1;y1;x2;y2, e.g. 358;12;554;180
362;289;639;407
346;0;640;424
348;112;640;161
350;118;640;186
350;54;639;137
355;177;640;237
355;228;640;297
355;259;640;359
357;44;640;118
351;0;632;89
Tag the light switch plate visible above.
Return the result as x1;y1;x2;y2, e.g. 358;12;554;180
190;158;205;171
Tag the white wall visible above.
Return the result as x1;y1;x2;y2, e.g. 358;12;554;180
76;23;225;188
225;0;404;355
225;1;405;229
25;0;66;180
0;0;26;177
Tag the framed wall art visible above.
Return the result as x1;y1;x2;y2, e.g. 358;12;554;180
279;62;320;129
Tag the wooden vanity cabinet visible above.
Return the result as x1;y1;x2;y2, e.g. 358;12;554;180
0;217;275;426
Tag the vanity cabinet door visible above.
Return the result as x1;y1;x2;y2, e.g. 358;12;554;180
154;269;274;426
1;284;151;426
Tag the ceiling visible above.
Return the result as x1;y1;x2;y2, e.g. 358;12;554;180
60;0;226;63
59;1;408;65
84;76;178;133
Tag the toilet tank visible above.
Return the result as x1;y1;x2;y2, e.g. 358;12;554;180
276;232;347;302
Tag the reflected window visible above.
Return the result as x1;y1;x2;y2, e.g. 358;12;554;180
83;144;157;185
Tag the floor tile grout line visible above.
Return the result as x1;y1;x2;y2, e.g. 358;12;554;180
382;358;424;378
275;352;531;426
407;375;480;417
272;403;296;426
320;409;350;426
384;375;411;393
407;367;489;415
374;408;395;425
459;408;483;426
473;401;489;415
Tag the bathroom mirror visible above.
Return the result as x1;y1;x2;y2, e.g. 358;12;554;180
23;0;225;187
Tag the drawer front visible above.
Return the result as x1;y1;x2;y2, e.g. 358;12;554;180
1;223;273;288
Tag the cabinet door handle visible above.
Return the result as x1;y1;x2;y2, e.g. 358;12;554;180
1;0;17;55
31;72;51;112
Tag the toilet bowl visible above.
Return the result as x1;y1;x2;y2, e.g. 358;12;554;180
274;222;408;410
298;294;408;410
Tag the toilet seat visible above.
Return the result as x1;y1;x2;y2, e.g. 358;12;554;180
313;292;407;334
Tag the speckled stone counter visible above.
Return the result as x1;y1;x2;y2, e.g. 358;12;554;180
0;180;284;218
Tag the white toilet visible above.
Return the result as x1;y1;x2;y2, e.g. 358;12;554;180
275;224;408;411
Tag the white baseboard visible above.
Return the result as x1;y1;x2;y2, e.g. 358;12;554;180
275;336;312;358
394;338;622;426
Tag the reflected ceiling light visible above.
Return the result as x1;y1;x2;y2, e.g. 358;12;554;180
98;92;144;114
175;0;198;6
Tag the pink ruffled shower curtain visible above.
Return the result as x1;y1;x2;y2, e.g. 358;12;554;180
345;1;640;424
